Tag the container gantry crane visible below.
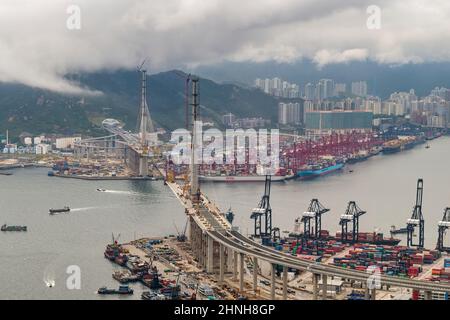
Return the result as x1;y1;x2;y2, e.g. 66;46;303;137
436;207;450;252
407;179;425;248
339;201;366;243
301;199;330;239
272;227;281;243
250;175;272;243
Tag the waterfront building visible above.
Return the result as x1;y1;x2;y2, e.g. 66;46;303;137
55;137;82;149
304;110;373;135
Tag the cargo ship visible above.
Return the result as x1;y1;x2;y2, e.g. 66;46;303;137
199;173;292;182
334;231;401;246
390;226;408;235
346;151;371;164
97;285;133;295
288;230;401;246
1;224;27;232
297;162;344;180
382;140;402;154
382;136;424;154
199;166;294;183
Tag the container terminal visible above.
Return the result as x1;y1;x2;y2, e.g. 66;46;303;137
98;79;450;301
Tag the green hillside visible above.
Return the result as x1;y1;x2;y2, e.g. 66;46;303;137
0;70;280;137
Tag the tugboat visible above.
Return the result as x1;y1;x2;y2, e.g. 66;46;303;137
97;285;133;295
1;224;27;232
49;206;70;214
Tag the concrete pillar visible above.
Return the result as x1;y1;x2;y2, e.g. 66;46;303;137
322;274;327;300
365;287;370;300
312;273;319;300
139;155;148;176
253;258;258;293
424;290;432;300
203;234;207;269
226;247;233;273
282;266;288;300
233;251;238;280
239;253;245;292
207;236;214;273
219;244;225;285
199;233;204;267
371;287;376;300
270;264;276;300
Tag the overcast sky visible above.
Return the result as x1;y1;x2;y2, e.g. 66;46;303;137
1;0;450;94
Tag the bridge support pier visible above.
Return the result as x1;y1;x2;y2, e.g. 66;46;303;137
322;274;327;300
312;273;319;300
282;266;288;300
253;257;258;294
207;236;214;273
202;233;208;269
138;155;149;176
226;247;233;273
233;251;238;280
239;253;245;293
270;264;276;300
219;244;225;285
371;288;376;300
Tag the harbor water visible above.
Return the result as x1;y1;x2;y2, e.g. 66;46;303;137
1;136;450;299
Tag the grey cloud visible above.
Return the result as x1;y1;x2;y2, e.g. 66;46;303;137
0;0;448;93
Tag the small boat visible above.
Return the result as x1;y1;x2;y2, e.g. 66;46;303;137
425;144;430;149
96;188;106;192
97;285;133;295
49;206;70;214
1;224;27;232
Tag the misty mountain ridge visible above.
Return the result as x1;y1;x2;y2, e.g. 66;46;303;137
193;59;450;98
0;70;280;137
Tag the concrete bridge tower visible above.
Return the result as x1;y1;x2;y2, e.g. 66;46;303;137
190;78;200;202
136;65;155;176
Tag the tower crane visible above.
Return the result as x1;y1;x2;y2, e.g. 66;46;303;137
301;199;330;239
436;207;450;252
406;179;425;248
339;201;366;243
250;175;272;242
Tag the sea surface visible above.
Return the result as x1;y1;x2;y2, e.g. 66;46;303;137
1;136;449;299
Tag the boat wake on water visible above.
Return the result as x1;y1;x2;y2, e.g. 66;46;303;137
97;188;137;195
70;207;99;212
44;279;55;288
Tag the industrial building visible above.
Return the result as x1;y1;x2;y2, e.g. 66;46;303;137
56;137;82;149
305;110;373;135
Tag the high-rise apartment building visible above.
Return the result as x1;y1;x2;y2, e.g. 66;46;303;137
351;81;368;97
278;102;302;125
